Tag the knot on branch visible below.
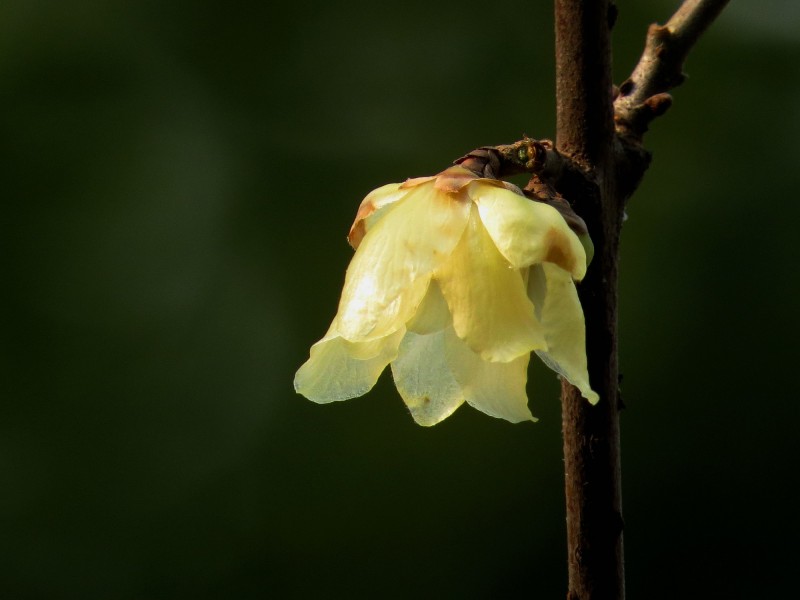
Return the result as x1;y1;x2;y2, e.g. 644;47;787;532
614;92;673;137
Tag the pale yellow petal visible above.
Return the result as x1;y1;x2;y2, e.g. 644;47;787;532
472;183;587;280
391;330;464;426
294;329;404;403
527;263;599;404
444;327;535;423
437;205;545;362
336;184;471;342
405;279;450;335
348;183;405;249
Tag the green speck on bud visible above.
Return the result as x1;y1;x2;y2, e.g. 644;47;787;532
517;147;528;163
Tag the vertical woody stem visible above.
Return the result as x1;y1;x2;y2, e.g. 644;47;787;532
553;0;625;598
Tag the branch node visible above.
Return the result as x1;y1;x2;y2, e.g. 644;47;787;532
649;23;672;45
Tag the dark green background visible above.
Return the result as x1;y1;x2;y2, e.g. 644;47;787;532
2;0;798;597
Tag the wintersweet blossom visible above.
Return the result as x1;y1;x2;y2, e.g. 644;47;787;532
294;165;598;426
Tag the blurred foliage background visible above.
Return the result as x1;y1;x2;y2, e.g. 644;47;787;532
2;0;798;597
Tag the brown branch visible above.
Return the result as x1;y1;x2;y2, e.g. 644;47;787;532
614;0;731;138
545;1;730;598
554;1;616;170
448;9;728;598
554;1;626;599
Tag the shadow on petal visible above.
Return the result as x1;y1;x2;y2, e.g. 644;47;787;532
528;263;599;404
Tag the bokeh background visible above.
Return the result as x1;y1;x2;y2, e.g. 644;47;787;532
2;0;798;597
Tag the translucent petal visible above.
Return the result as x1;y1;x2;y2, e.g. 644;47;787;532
527;263;599;404
336;184;471;342
437;206;546;362
348;183;405;249
391;330;464;426
444;327;535;423
294;329;404;403
405;279;450;335
472;183;587;280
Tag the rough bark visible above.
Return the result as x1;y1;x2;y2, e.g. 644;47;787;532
553;1;625;599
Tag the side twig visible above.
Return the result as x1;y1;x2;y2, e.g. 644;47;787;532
614;0;731;139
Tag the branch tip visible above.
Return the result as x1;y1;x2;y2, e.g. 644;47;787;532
644;93;673;117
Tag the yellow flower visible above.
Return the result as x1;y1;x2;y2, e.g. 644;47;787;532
294;165;599;426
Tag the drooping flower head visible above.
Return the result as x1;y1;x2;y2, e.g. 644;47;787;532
294;164;598;426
